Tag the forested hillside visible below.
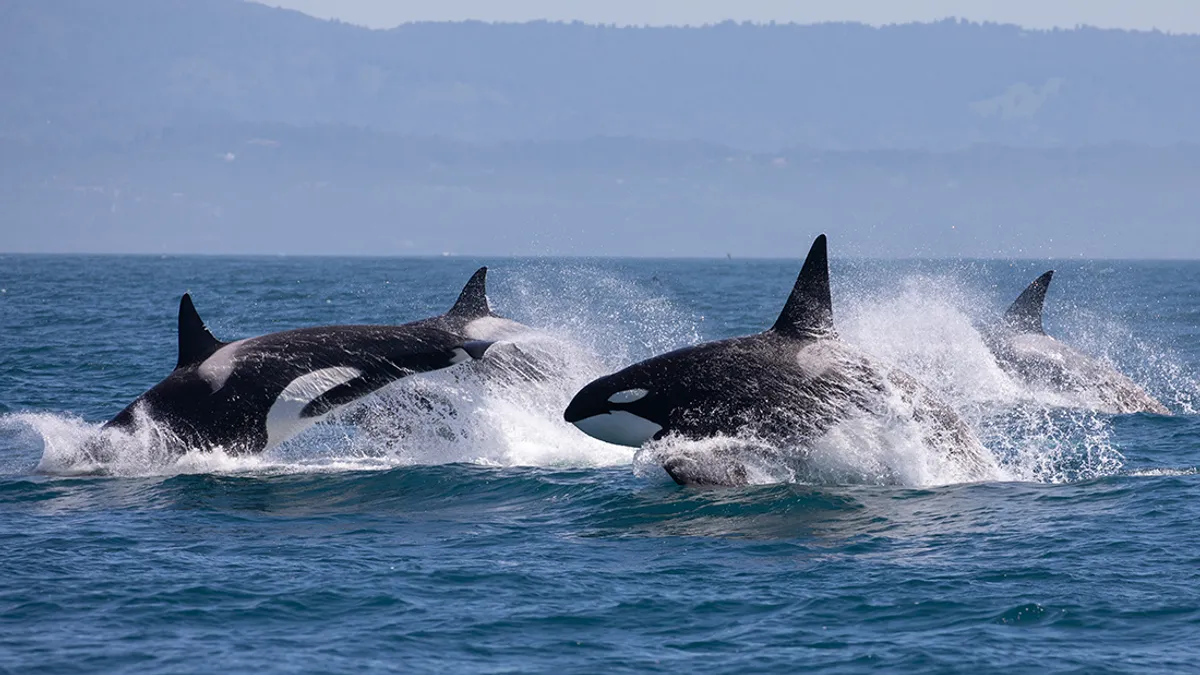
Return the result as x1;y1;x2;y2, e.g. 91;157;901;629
4;0;1199;149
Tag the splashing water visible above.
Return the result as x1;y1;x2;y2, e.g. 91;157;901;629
6;267;701;478
834;274;1198;482
4;265;1193;486
840;276;1036;413
329;266;706;469
3;411;271;477
332;331;635;468
977;405;1122;483
501;262;703;363
633;359;1007;488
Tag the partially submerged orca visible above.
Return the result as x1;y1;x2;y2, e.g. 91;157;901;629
985;271;1169;415
413;267;561;382
101;294;491;454
564;235;997;486
418;267;527;342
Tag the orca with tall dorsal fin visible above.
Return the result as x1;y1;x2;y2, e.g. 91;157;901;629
409;266;566;383
333;266;589;446
1004;270;1053;335
564;235;998;486
100;292;493;454
417;267;529;342
447;266;492;322
986;271;1169;415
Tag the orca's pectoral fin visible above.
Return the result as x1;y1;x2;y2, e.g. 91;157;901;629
462;340;494;360
1004;270;1054;334
176;293;226;370
300;376;379;419
446;267;492;319
771;234;836;339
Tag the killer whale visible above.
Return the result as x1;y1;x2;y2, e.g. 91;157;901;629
417;267;527;342
985;271;1169;415
333;266;588;445
413;266;562;382
101;294;491;454
564;235;996;486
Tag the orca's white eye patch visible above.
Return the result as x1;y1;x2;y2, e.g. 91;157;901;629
608;388;649;404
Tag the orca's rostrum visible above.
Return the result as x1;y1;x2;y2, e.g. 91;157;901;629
564;235;998;486
102;292;492;454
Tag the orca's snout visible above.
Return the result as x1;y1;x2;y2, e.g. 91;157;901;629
563;391;596;424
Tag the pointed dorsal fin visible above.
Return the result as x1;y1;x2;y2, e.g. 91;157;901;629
176;293;224;370
771;234;836;339
1004;270;1054;334
446;267;492;319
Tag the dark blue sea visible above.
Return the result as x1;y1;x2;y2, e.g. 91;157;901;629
3;254;1200;673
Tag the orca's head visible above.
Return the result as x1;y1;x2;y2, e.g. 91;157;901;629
564;342;738;447
566;233;839;449
563;362;674;447
564;334;794;447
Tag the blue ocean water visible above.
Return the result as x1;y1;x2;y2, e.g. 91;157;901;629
2;254;1200;673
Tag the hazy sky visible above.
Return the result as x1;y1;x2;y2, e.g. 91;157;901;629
259;0;1200;33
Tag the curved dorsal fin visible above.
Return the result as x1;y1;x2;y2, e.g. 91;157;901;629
176;293;224;370
1004;270;1054;334
446;267;492;319
771;234;836;339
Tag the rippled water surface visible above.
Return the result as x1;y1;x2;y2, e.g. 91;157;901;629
2;255;1199;672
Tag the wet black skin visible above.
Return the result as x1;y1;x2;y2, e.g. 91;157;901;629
565;234;992;486
331;266;566;441
104;267;536;455
105;324;481;453
564;332;883;445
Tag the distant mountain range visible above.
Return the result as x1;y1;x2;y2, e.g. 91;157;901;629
3;0;1200;150
3;1;1198;257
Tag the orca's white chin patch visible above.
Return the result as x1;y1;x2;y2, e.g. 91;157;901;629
571;411;663;448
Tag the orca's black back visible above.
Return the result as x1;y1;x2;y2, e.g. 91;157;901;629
106;323;470;453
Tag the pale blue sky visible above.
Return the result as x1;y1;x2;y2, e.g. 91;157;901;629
258;0;1200;33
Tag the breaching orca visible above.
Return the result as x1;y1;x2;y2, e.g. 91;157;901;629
564;235;996;486
985;271;1169;415
101;294;492;454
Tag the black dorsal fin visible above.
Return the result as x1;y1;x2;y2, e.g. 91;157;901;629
771;234;836;339
1004;270;1054;334
446;267;492;319
176;293;224;370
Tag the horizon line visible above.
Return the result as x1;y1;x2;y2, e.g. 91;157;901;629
251;7;1200;37
3;251;1197;263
